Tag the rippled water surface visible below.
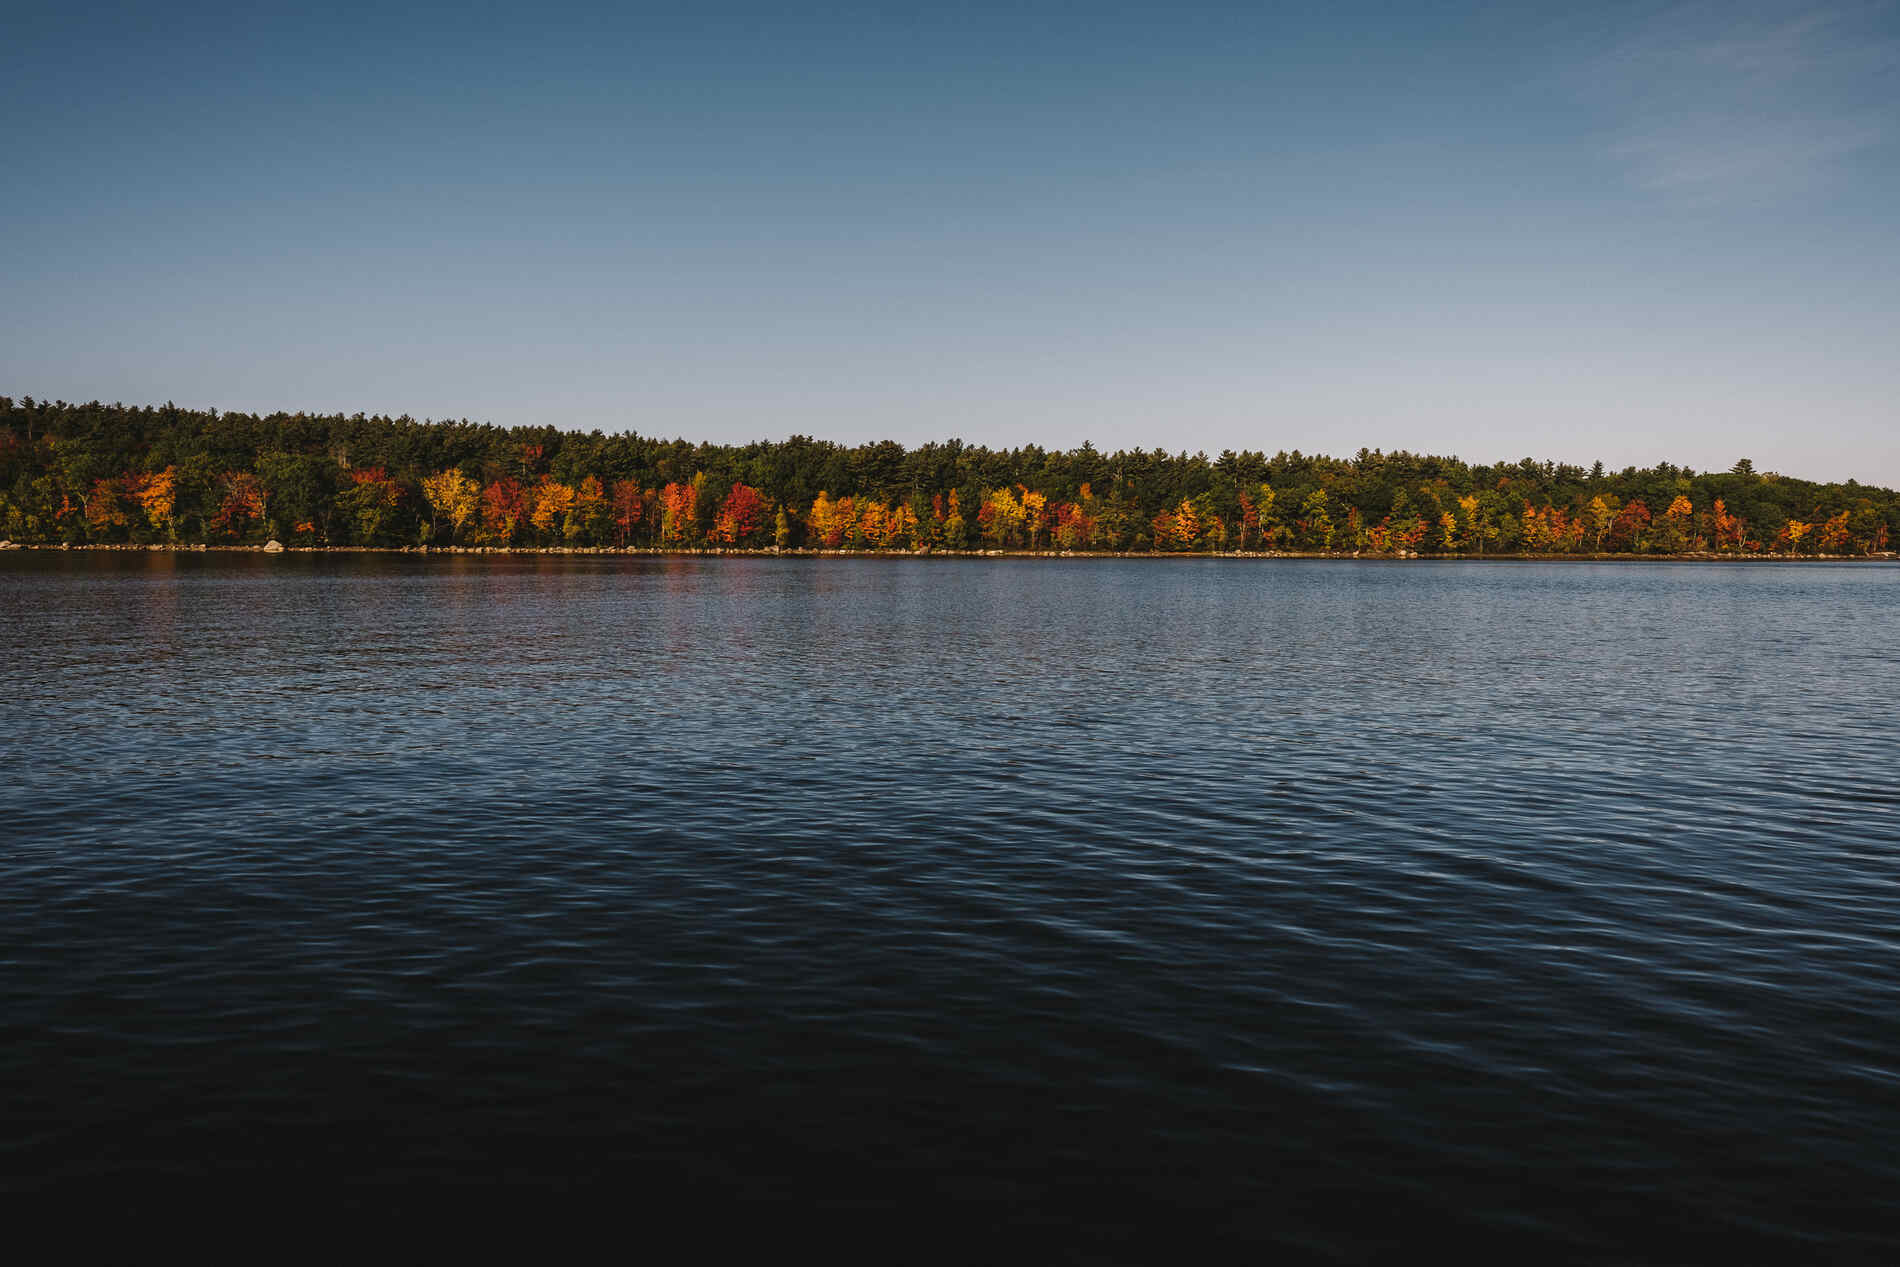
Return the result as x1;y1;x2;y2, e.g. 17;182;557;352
4;554;1897;1257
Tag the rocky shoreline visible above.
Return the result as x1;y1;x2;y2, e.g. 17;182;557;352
1;540;1892;562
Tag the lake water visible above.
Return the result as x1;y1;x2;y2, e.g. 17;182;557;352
3;554;1896;1257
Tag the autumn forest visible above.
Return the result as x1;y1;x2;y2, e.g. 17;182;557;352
3;397;1895;557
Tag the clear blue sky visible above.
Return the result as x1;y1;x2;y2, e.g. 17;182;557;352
5;1;1896;483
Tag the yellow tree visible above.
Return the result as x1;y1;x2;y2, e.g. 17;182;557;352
1520;504;1551;553
1149;499;1202;551
421;468;481;544
568;475;607;544
1659;494;1695;551
942;488;967;548
806;490;834;546
136;467;177;538
888;502;918;549
806;491;856;548
530;478;577;540
1020;488;1048;549
1172;498;1202;550
1255;483;1279;546
855;498;891;547
1456;494;1482;554
1437;510;1459;552
1587;494;1617;551
980;487;1026;547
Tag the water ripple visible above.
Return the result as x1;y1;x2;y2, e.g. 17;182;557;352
3;554;1897;1257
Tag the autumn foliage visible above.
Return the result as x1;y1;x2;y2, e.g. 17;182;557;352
807;491;856;548
481;477;529;543
421;468;480;543
660;482;697;546
713;482;769;545
609;480;648;546
213;472;269;539
4;398;1895;555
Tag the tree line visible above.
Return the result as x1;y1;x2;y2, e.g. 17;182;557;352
2;397;1894;556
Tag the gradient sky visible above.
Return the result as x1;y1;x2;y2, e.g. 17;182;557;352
5;1;1897;483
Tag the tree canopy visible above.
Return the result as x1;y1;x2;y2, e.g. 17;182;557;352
2;397;1892;556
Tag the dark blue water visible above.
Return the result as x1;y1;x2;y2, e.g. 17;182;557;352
4;554;1897;1257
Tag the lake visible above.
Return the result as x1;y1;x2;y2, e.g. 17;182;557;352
3;553;1896;1258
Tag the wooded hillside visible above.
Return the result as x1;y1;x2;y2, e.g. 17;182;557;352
4;397;1892;555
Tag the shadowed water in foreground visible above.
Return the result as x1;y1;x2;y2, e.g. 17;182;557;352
3;554;1897;1259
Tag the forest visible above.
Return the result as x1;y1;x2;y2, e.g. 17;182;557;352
2;397;1894;556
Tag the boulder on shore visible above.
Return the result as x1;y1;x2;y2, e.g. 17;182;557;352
262;539;285;553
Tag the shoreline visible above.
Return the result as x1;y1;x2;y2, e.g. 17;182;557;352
3;542;1893;563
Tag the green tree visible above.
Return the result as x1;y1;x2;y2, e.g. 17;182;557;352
1299;490;1335;549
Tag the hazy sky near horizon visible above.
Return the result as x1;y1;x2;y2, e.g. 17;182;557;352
5;1;1897;483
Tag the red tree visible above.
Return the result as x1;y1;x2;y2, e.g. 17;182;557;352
213;472;269;538
659;482;697;545
609;480;647;546
481;478;528;542
1607;499;1651;552
712;482;769;545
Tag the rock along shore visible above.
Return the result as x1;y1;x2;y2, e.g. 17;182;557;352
3;541;1893;562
